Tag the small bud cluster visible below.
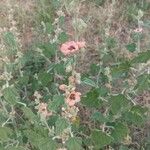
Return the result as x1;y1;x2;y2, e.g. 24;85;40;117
59;73;81;122
34;91;52;118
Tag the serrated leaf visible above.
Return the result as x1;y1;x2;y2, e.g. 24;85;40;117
110;94;129;115
91;112;108;123
48;95;64;112
134;74;150;92
82;78;97;87
111;62;131;78
38;71;53;86
22;107;38;122
3;32;17;54
91;130;113;148
131;50;150;64
66;137;83;150
131;105;147;114
58;32;68;43
39;43;57;58
3;86;20;105
98;87;108;97
55;63;65;75
55;117;69;135
47;115;58;127
24;130;56;150
82;88;102;108
126;43;136;52
0;127;12;142
38;138;57;150
123;111;145;126
111;123;129;142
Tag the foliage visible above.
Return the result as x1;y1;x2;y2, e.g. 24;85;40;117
0;0;150;150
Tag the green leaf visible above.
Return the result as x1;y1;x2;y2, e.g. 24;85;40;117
111;62;131;78
131;50;150;64
91;112;108;123
82;88;102;108
0;127;12;142
66;137;83;150
123;111;145;126
45;22;54;33
90;64;99;76
91;130;113;149
134;74;150;92
82;77;97;87
131;105;147;114
111;123;129;142
106;37;117;49
18;75;29;85
119;145;130;150
3;32;17;52
55;117;69;135
98;87;109;97
92;0;105;6
38;71;53;86
38;138;57;150
58;32;68;43
59;16;65;25
22;107;38;123
55;63;65;75
3;86;20;105
52;0;61;9
47;115;58;127
110;94;129;115
24;130;57;150
39;43;57;58
102;52;114;64
48;95;64;112
126;43;136;52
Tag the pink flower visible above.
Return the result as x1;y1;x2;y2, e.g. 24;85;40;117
66;91;81;107
60;41;86;55
76;41;86;49
59;84;67;91
134;28;143;33
60;41;79;55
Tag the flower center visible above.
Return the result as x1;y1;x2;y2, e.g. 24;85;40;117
42;108;46;111
69;93;76;100
68;45;75;51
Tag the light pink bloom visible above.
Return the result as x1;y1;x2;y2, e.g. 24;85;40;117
66;91;81;107
59;84;67;91
60;41;79;55
76;41;86;49
134;28;143;33
68;100;76;107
